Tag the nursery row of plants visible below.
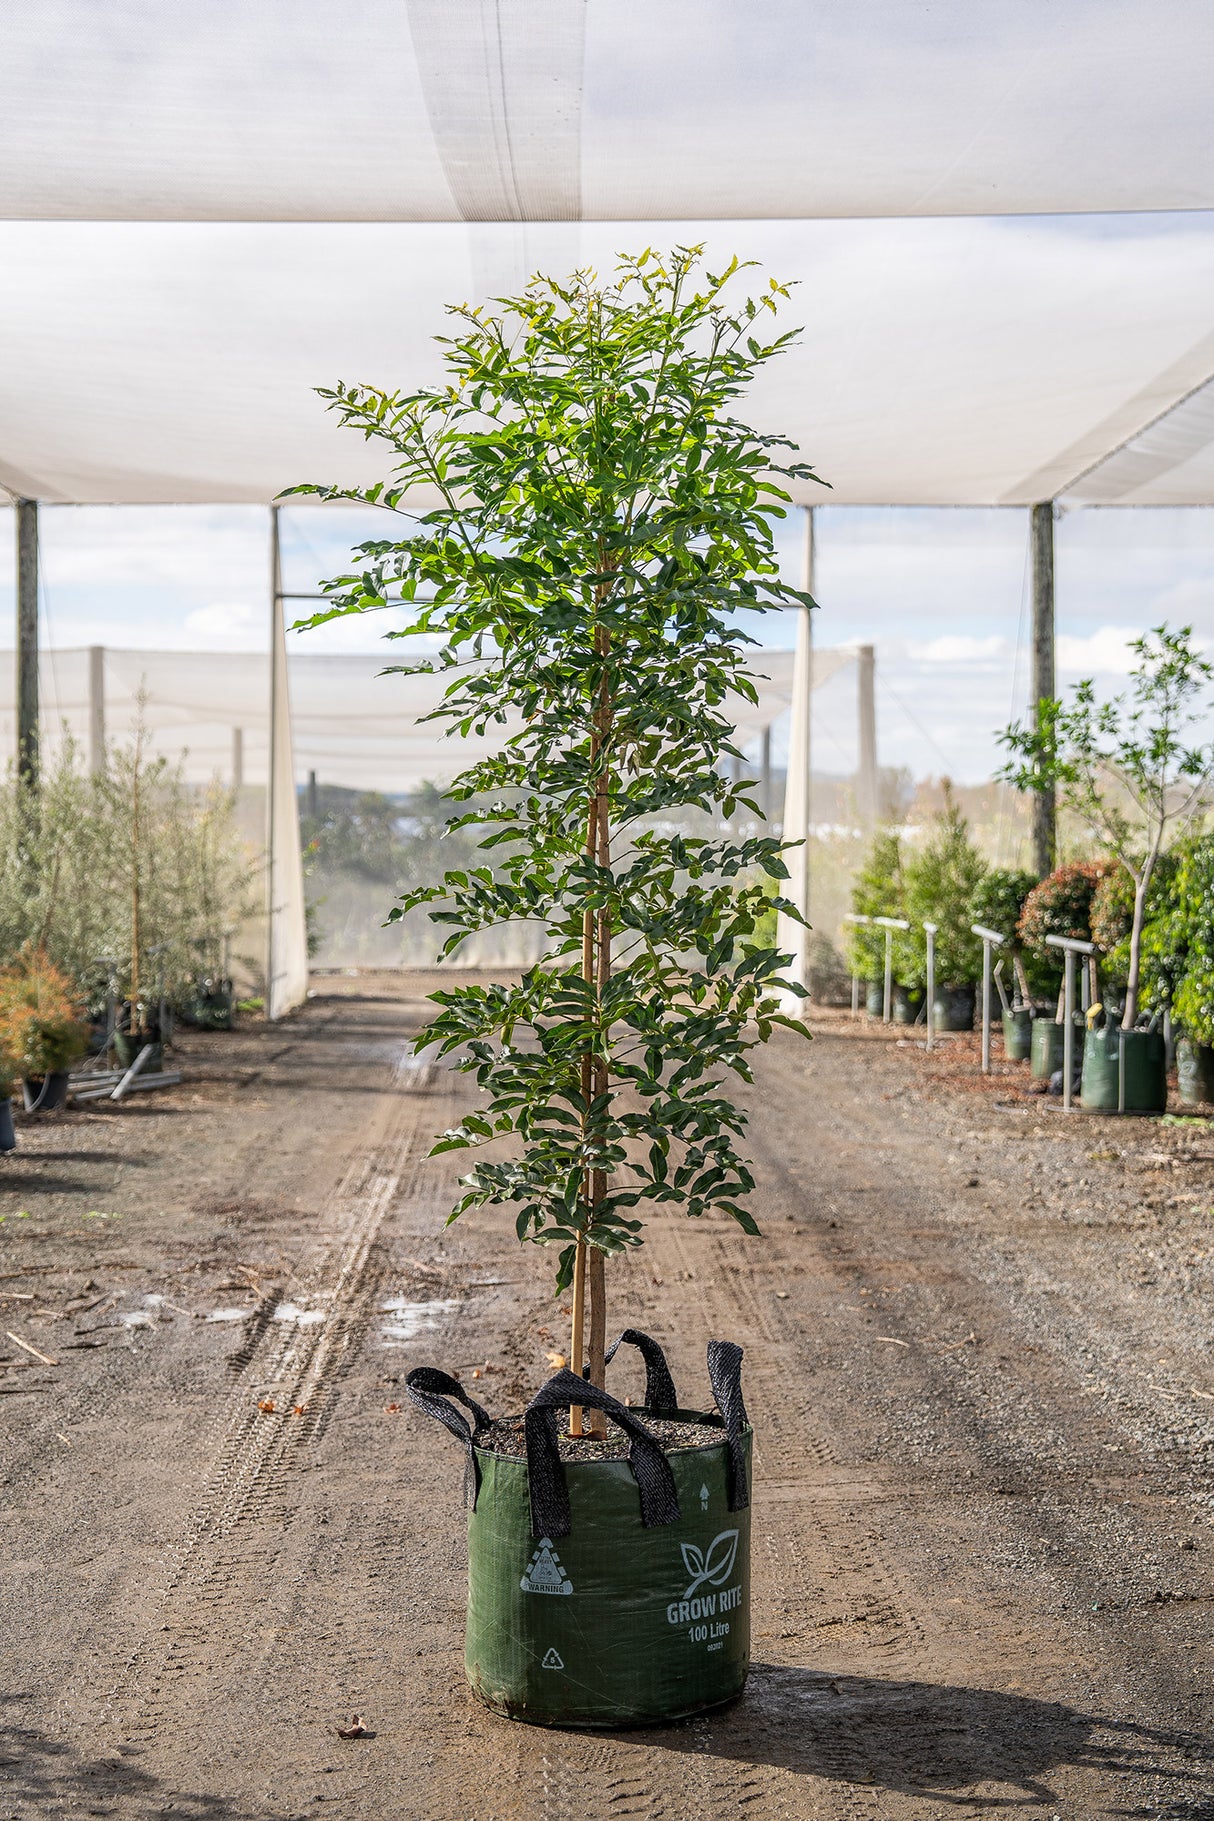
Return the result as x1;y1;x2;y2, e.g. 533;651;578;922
848;624;1214;1116
0;731;258;1133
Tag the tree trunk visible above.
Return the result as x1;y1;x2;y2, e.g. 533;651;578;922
1122;874;1149;1031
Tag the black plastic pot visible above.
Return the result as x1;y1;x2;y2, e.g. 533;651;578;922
1030;1019;1066;1081
408;1333;751;1730
22;1072;70;1113
1080;1026;1167;1115
932;984;975;1033
0;1098;15;1152
892;984;925;1026
1001;1008;1033;1062
183;982;235;1031
1176;1037;1214;1107
864;981;884;1019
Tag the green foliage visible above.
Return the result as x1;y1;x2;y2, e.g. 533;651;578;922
1091;856;1178;994
0;737;257;1010
904;788;987;987
969;868;1036;944
1000;624;1214;1025
1157;834;1214;1043
1017;860;1113;997
290;248;818;1289
0;948;89;1077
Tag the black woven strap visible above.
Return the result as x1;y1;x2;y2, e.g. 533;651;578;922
405;1367;493;1511
524;1368;681;1540
707;1340;749;1512
603;1328;679;1415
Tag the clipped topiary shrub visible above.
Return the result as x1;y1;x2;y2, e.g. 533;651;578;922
1017;859;1114;995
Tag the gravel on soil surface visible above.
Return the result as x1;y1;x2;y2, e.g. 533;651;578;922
477;1413;725;1462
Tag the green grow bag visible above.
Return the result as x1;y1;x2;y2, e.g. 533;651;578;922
1080;1026;1167;1115
408;1333;751;1729
1030;1019;1065;1081
1176;1037;1214;1107
1002;1008;1033;1062
865;981;884;1018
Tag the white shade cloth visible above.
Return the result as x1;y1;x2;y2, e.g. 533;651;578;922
3;2;1212;222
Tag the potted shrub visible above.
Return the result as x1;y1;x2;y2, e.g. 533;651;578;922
1002;625;1214;1114
0;948;89;1111
904;784;986;1032
0;1030;18;1151
969;867;1038;1058
291;249;815;1726
847;831;919;1019
1016;860;1112;1081
1153;834;1214;1105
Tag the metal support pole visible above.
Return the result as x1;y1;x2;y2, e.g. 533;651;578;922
857;642;877;826
267;507;282;1009
925;923;937;1051
232;726;244;790
972;924;1006;1074
843;912;870;1021
874;916;909;1027
88;645;106;773
15;498;38;787
1031;503;1056;878
1046;933;1094;1113
776;508;814;996
1062;949;1075;1112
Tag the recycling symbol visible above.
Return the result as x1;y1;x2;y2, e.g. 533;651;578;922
542;1648;565;1671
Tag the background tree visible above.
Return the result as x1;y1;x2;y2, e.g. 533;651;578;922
291;249;816;1421
1000;626;1214;1029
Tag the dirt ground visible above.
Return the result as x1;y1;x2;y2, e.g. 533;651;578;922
1;977;1212;1821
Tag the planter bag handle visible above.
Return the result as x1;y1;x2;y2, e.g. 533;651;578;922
524;1368;681;1540
406;1367;494;1511
603;1328;679;1415
707;1340;749;1513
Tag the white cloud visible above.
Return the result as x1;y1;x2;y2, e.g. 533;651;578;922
1056;626;1139;675
184;600;259;641
911;635;1007;664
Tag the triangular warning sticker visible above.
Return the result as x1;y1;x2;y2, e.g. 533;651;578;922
542;1648;565;1671
520;1537;573;1596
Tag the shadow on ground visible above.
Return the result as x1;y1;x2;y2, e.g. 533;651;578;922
0;1704;290;1820
638;1667;1213;1811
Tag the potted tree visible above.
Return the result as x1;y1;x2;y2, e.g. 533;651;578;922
1149;833;1214;1105
969;867;1038;1059
848;831;910;1017
1001;625;1214;1114
904;784;986;1032
0;948;89;1111
1016;860;1112;1081
291;250;815;1726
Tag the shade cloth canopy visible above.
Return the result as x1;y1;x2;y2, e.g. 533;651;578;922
2;215;1214;510
2;5;1212;512
5;2;1213;222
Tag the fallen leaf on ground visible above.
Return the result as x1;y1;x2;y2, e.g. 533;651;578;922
336;1715;375;1740
384;1402;401;1413
292;1404;306;1416
545;1351;567;1369
257;1398;276;1413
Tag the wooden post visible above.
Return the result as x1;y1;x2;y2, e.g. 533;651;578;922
15;499;38;787
306;768;318;821
1031;503;1056;877
266;506;281;1012
232;726;244;790
88;645;106;773
856;642;877;826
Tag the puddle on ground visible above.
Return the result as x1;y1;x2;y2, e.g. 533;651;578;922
379;1296;459;1346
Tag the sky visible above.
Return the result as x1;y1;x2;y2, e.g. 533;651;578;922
1;500;1213;785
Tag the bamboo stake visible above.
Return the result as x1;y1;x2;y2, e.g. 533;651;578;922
568;1237;587;1437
